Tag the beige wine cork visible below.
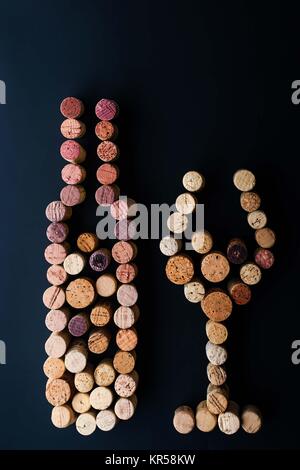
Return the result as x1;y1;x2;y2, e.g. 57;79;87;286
240;191;261;212
114;395;137;420
206;320;228;345
45;308;69;333
159;236;182;256
116;328;138;351
51;404;76;428
88;328;111;354
240;263;262;285
94;359;116;386
218;401;240;435
45;375;73;406
90;302;113;327
44;242;70;265
43;357;66;379
66;278;96;309
114;371;139;398
165;254;194;285
114;305;140;329
206;341;227;366
182;171;205;192
117;284;138;307
167;212;188;234
45;331;70;358
46;265;68;286
96;409;118;431
74;364;94;393
207;363;227;386
175;193;197;214
77;232;99;253
113;350;136;374
255;227;276;248
184;280;205;303
65;340;88;373
241;405;262;433
43;286;66;310
233;169;256;191
195;401;217;432
191;230;213;254
72;392;91;414
61;118;86;139
207;384;228;415
96;274;118;297
247;210;267;229
45;201;72;222
173;406;195;434
76;411;97;436
201;252;230;283
201;289;233;322
63;253;86;275
90;386;113;410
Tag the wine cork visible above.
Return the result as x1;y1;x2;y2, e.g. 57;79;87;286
241;405;262;433
184;280;205;303
167;212;188;234
116;263;138;284
233;169;256;191
96;274;118;297
46;201;72;222
255;227;276;248
240;191;261;212
72;392;91;414
218;401;240;435
201;289;233;322
60;97;84;119
95;121;117;141
159;236;182;256
76;411;97;436
182;171;205;192
114;371;139;398
247;210;267;229
207;363;227;386
94;359;116;386
116;328;138;351
173;406;195;434
114;305;139;329
205;320;228;345
61;163;86;185
60;185;86;207
43;286;65;309
47;265;68;286
207;384;228;415
227;238;248;265
114;395;137;420
66;278;96;309
89;248;111;272
114;219;136;241
77;232;99;253
113;350;136;374
68;313;90;337
228;280;251;305
195;401;217;432
60;140;86;164
65;340;88;373
191;230;213;254
45;308;69;332
110;198;136;221
61;118;86;139
206;341;227;366
96;409;118;431
44;242;69;265
175;193;197;214
240;263;262;285
165;254;194;285
46;375;73;406
45;331;70;358
112;241;137;263
254;248;275;269
51;405;76;428
43;357;66;379
74;365;94;393
97;163;119;185
63;252;86;275
95;98;119;121
88;328;111;354
97;141;119;162
117;284;138;307
95;184;120;206
90;302;113;327
201;252;230;283
46;222;69;243
90;386;113;410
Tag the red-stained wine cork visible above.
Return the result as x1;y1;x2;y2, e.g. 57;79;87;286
44;242;70;265
60;185;86;207
241;405;262;433
254;248;275;269
116;328;138;351
97;163;119;185
227;238;248;265
110;198;136;221
201;289;233;322
51;404;76;429
89;248;111;272
207;363;227;386
182;171;205;192
112;241;137;264
45;374;73;406
184;280;205;303
95;121;117;141
255;227;276;248
72;392;91;414
60;97;84;119
47;265;68;286
165;254;194;285
159;236;182;256
96;274;118;297
60;140;86;164
77;232;99;253
61;119;86;139
97;141;119;162
90;302;113;327
96;409;118;431
114;219;136;241
76;411;97;436
207;384;228;415
201;252;230;283
43;286;65;309
45;331;70;358
45;308;69;332
173;406;195;434
95;98;119;121
206;341;227;366
205;320;228;345
46;222;69;243
68;313;90;337
218;401;240;435
88;328;111;354
95;184;120;206
90;386;113;410
114;371;139;398
43;357;66;379
66;278;96;309
175;193;197;214
195;401;217;432
114;395;137;420
116;263;138;284
46;201;72;222
167;212;188;234
74;364;94;393
228;280;251;305
113;350;136;374
117;284;138;307
64;252;86;275
61;163;86;185
247;210;267;230
65;340;88;373
240;263;262;285
240;191;261;212
94;359;116;387
233;169;256;191
114;305;139;329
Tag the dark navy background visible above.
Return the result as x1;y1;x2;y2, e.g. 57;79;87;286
0;0;299;450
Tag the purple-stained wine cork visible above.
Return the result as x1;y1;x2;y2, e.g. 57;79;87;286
68;313;90;337
46;222;69;243
89;248;111;272
254;248;275;269
95;98;119;121
116;263;138;284
97;141;119;162
61;119;86;139
60;185;86;207
96;163;119;185
117;284;138;307
60;97;84;119
95;121;118;141
61;164;86;185
114;219;136;241
43;286;66;309
227;238;248;265
46;201;72;222
95;184;120;206
44;242;70;265
60;140;86;163
47;265;68;286
45;308;70;332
